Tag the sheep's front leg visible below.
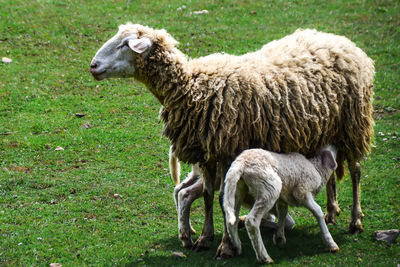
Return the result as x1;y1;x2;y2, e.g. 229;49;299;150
348;160;364;234
193;162;216;251
176;176;203;248
325;173;341;225
304;192;339;252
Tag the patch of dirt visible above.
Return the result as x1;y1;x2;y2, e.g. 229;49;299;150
8;165;31;173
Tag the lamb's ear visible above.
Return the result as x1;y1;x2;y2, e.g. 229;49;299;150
128;38;152;54
321;150;337;170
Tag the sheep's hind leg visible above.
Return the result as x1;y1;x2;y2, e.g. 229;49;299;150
177;177;203;248
325;173;341;225
304;192;339;252
193;162;217;251
348;160;364;234
173;164;202;233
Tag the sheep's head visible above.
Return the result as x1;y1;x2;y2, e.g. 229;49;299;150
90;23;178;81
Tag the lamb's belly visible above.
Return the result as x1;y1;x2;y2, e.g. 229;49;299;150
280;195;301;207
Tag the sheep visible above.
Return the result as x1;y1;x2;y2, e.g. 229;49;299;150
170;148;295;248
90;23;374;257
224;146;339;264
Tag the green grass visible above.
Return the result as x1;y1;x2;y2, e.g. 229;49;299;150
1;0;399;266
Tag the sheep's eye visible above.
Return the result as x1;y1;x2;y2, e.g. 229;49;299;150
118;41;129;49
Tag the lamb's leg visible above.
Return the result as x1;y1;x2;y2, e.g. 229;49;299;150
216;164;237;258
273;200;288;246
242;212;295;231
304;192;339;252
177;177;203;248
348;160;364;234
193;161;217;251
245;198;275;264
325;173;341;224
226;186;245;256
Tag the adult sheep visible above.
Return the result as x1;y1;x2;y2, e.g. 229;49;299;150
90;23;374;257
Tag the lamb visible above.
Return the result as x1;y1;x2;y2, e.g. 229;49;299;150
224;146;339;264
90;23;374;257
170;151;295;248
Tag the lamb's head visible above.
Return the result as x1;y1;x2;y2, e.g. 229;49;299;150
90;23;178;81
317;145;338;170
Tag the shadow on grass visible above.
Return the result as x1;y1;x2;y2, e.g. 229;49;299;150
124;225;348;266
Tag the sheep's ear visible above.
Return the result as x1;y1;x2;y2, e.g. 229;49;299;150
321;150;337;170
128;38;152;54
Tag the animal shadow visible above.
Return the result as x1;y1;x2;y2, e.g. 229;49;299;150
124;225;347;266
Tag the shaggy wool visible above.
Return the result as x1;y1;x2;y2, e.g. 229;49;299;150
125;24;374;180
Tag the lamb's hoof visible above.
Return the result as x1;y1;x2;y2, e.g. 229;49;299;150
192;236;211;252
284;214;295;231
328;245;340;253
258;256;274;265
273;233;286;247
215;241;236;259
349;219;364;234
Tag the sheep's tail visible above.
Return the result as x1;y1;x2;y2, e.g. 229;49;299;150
335;150;346;182
169;146;180;185
223;162;244;226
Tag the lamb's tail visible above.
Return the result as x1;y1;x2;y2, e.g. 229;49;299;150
223;162;244;226
169;146;180;185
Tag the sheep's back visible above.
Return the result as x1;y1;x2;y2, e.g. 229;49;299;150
162;29;374;164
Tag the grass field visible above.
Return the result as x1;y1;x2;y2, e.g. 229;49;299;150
1;0;399;266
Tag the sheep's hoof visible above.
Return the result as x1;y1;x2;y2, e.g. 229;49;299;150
190;226;196;235
179;230;194;249
215;241;236;259
238;215;246;229
324;212;338;225
192;236;211;252
349;219;364;234
325;206;341;225
182;239;194;249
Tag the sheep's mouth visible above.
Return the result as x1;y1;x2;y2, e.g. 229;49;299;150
91;69;106;80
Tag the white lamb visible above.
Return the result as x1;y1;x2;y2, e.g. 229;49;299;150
170;149;296;248
223;146;339;264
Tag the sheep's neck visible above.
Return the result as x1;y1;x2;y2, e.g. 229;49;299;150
137;47;191;107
